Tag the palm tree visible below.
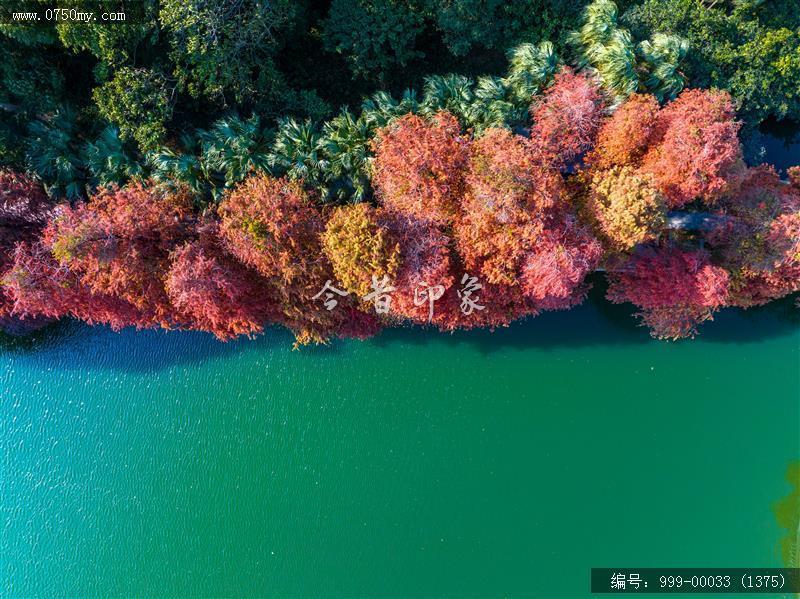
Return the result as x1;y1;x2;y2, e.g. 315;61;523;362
594;29;640;102
199;115;273;193
637;33;689;102
360;89;420;129
503;41;559;106
421;74;476;126
568;0;688;104
568;0;620;70
268;118;328;191
319;109;373;203
146;132;208;200
465;76;520;133
26;105;86;200
83;125;144;189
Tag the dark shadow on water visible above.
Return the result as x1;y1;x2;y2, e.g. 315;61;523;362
1;277;797;372
371;280;799;355
745;119;800;174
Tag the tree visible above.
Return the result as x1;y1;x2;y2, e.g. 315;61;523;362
25;106;86;200
569;0;688;102
218;174;379;345
588;93;659;169
321;203;400;298
607;244;730;339
45;180;194;325
709;166;800;307
640;89;744;208
159;0;301;107
199;115;273;194
268;118;327;190
372;112;469;225
83;125;144;189
0;171;54;321
585;166;666;251
529;67;605;169
455;128;562;286
425;0;576;58
503;41;560;107
622;0;800;122
518;214;603;311
93;67;173;152
322;0;423;83
165;223;278;341
3;239;146;330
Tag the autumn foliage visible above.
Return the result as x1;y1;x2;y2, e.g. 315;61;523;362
372;112;469;225
639;89;744;208
165;224;278;340
0;83;797;345
321;203;400;298
607;245;730;339
529;68;605;169
585;167;666;251
0;171;54;325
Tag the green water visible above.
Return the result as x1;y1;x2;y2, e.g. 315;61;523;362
1;281;798;597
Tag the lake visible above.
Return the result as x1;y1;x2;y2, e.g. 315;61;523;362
1;127;799;598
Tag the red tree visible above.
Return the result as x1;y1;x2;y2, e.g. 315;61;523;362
45;181;194;326
372;111;469;225
607;244;730;339
640;89;744;208
0;171;54;328
3;240;146;330
165;223;280;341
709;166;800;306
519;214;603;311
588;93;660;169
219;174;380;345
529;67;605;169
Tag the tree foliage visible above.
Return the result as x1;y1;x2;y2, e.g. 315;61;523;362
607;244;730;339
372;112;469;225
321;203;400;297
585;166;666;251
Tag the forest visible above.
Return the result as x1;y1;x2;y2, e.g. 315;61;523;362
0;0;798;345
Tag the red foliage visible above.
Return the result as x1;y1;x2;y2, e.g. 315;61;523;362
463;128;562;218
519;214;603;310
383;213;459;327
788;166;800;189
529;67;605;169
3;240;146;329
0;171;54;322
165;223;279;341
640;89;744;208
372;111;469;225
589;93;660;169
607;244;730;339
45;181;194;326
219;174;380;344
708;166;800;307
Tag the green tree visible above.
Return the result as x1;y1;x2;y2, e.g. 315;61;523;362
322;0;424;83
92;67;173;151
159;0;301;106
25;106;86;200
623;0;800;121
83;125;144;188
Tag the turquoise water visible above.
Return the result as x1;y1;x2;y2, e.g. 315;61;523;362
1;281;798;597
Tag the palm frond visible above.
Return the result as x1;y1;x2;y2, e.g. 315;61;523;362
503;41;560;105
83;125;144;189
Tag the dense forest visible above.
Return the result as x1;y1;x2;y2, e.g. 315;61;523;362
0;0;798;345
